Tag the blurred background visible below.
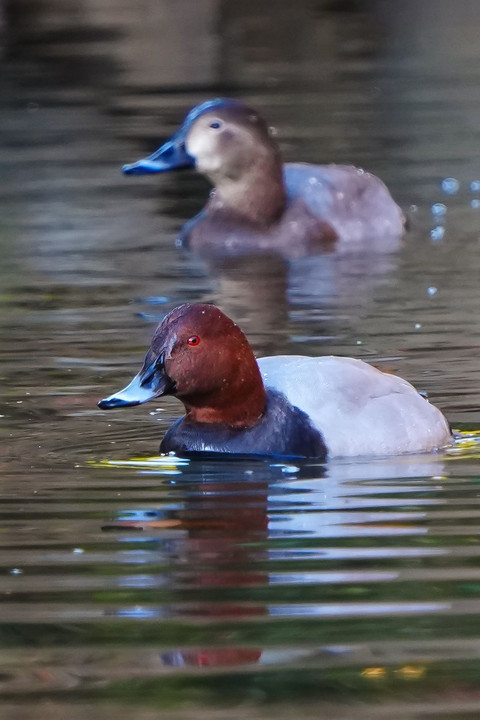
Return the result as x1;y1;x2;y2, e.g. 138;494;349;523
2;1;480;719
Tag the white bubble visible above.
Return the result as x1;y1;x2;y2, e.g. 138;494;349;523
427;286;438;296
430;226;445;241
431;203;447;216
471;199;480;209
441;178;459;195
470;181;480;193
415;323;422;329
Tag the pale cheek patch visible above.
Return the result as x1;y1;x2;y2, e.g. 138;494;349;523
186;132;222;174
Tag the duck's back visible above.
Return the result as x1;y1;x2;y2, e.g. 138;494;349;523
258;355;451;458
284;163;405;245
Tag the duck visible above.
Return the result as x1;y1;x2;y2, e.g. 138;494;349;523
98;303;452;460
122;98;405;257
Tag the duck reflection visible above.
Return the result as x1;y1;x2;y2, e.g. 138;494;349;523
110;458;278;669
200;248;399;354
106;453;446;669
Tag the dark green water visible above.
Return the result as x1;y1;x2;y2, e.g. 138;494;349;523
2;1;480;718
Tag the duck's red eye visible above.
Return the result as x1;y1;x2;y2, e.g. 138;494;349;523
188;335;200;346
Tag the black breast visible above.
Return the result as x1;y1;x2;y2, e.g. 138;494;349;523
160;389;326;460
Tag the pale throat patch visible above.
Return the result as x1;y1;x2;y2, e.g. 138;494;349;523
186;132;223;174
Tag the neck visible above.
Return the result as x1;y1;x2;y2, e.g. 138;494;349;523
209;158;286;227
183;377;267;429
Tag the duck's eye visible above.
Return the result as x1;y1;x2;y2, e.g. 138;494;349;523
209;121;222;130
188;335;200;346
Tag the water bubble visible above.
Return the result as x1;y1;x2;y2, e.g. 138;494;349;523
471;199;480;209
10;568;23;575
414;323;422;329
356;340;362;345
441;178;459;195
470;180;480;193
427;286;438;296
409;204;418;213
430;226;445;241
431;203;447;217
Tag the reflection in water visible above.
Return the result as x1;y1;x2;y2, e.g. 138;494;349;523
95;454;451;672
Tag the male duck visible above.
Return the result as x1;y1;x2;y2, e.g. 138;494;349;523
123;99;405;256
98;304;451;460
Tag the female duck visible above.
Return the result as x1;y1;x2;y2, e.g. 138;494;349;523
98;304;451;459
123;99;405;256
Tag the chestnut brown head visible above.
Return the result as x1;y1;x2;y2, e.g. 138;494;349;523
98;303;266;427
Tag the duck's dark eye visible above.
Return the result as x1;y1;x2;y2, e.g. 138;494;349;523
209;121;221;129
188;335;200;346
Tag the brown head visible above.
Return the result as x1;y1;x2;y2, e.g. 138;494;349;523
123;99;287;226
98;303;267;428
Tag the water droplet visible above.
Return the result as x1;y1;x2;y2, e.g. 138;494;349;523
357;168;365;175
470;181;480;193
356;340;362;345
471;199;480;209
431;203;446;217
409;204;418;213
10;568;23;575
73;548;84;554
427;286;438;296
415;323;422;329
430;226;445;241
441;178;459;195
